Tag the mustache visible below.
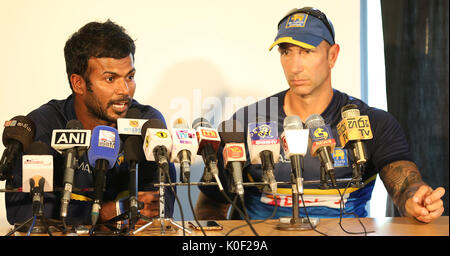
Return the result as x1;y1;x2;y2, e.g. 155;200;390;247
107;96;132;107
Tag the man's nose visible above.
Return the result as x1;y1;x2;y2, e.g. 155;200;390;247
115;78;130;95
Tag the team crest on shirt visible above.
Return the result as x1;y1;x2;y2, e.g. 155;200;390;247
332;147;349;168
286;13;308;28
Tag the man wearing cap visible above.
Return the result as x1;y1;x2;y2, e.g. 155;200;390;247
195;7;445;225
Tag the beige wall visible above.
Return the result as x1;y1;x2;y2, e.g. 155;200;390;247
0;0;361;224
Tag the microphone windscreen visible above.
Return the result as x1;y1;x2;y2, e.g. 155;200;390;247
88;125;120;169
124;136;144;163
341;104;358;113
192;117;212;129
126;107;142;119
218;119;245;143
305;114;325;129
173;118;189;129
2;115;36;152
283;115;303;130
26;141;52;155
66;119;84;129
141;119;167;139
341;104;361;119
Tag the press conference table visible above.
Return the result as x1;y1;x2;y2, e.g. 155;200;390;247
1;216;448;236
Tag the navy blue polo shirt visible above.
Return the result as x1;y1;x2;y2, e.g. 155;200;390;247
198;89;414;219
5;95;176;225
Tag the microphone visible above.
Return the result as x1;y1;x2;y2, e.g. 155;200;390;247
117;108;148;138
192;117;223;191
305;114;337;188
1;115;36;181
247;119;279;194
218;120;246;201
119;107;146;226
280;115;309;194
123;135;144;225
87;125;120;227
50;119;91;219
141;119;172;171
170;118;198;183
22;141;53;216
337;104;373;165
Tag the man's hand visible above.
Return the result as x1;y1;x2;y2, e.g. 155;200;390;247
405;185;445;223
136;191;159;224
99;191;159;225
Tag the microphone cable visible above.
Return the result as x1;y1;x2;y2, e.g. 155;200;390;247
187;175;207;236
225;193;279;236
335;179;375;236
26;216;37;236
162;166;187;236
299;193;329;236
220;190;259;236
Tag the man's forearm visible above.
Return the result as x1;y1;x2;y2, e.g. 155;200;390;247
380;160;427;216
194;191;230;220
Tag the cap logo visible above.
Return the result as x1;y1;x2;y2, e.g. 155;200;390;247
285;13;308;28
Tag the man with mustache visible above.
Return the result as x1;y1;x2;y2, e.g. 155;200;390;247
195;7;445;225
5;20;176;231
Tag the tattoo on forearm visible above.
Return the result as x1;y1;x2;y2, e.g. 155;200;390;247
380;160;426;215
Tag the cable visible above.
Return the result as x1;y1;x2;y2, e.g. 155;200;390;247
163;166;186;236
299;193;329;236
225;193;279;236
220;190;259;236
187;176;207;236
335;179;375;236
26;216;37;236
61;217;68;234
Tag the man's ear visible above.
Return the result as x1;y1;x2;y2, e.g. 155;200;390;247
328;43;340;69
70;74;85;95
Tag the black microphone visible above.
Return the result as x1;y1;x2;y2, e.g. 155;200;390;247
50;120;91;219
123;135;144;225
218;120;246;201
1;115;36;181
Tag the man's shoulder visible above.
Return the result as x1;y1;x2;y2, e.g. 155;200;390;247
130;99;166;122
27;97;72;127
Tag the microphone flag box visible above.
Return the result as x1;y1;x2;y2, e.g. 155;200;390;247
195;127;221;154
247;121;280;164
308;125;336;156
143;128;173;161
22;155;53;192
336;116;373;147
117;118;148;135
170;128;198;162
51;129;91;153
280;129;309;158
223;143;246;166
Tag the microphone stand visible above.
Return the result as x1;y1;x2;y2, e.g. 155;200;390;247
350;163;365;188
132;148;191;235
277;157;319;231
101;162;153;235
5;178;64;236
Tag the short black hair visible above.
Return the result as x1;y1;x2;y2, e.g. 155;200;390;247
64;19;136;91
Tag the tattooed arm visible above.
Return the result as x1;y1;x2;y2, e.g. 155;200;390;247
380;160;445;223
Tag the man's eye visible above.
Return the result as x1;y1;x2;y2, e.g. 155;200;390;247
127;75;134;80
106;77;114;82
280;49;289;55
